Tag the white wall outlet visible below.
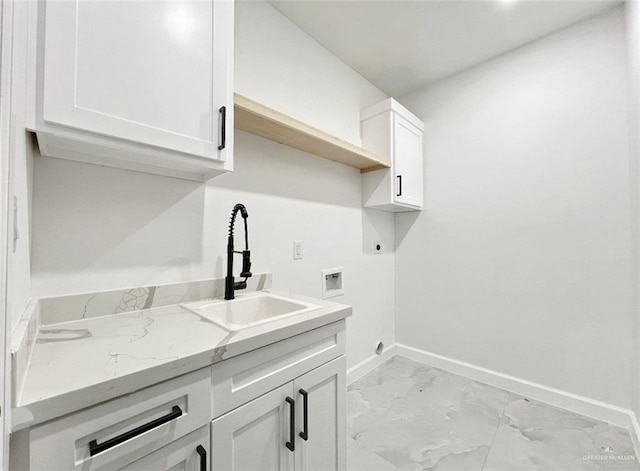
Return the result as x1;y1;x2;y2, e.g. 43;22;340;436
374;240;382;253
293;240;303;260
322;267;344;299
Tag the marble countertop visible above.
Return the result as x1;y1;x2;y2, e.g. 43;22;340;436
13;289;350;430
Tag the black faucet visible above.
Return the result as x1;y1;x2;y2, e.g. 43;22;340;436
225;203;252;300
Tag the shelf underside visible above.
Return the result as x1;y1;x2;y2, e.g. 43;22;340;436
234;94;390;173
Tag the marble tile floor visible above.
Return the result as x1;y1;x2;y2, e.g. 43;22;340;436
347;356;639;471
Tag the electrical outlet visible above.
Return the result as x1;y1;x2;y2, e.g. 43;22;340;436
293;240;303;260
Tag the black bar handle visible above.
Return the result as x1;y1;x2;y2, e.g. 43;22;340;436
196;445;206;471
299;389;309;441
88;405;182;456
397;174;402;197
218;106;227;150
286;397;295;452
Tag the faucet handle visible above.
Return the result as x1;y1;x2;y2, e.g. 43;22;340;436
240;250;252;278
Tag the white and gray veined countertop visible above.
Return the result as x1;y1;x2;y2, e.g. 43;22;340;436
12;278;351;431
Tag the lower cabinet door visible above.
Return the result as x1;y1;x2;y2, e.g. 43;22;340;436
211;382;295;471
119;426;209;471
294;357;346;471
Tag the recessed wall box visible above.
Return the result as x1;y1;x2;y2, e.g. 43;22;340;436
322;267;344;299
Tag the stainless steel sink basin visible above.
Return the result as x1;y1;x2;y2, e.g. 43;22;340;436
181;292;321;331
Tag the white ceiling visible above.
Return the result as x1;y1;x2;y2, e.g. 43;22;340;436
268;0;622;97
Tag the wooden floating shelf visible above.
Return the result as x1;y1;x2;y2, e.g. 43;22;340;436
234;93;390;173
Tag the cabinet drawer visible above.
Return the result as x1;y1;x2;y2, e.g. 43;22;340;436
211;320;345;418
119;426;209;471
29;368;211;471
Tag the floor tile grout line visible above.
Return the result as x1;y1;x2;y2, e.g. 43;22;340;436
480;392;511;471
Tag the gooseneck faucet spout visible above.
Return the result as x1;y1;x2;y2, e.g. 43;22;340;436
225;203;252;300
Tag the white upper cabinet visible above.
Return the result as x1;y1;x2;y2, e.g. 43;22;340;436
361;98;424;211
30;0;234;181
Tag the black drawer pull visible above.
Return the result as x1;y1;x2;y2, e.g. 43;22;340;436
286;397;295;452
196;445;206;471
218;106;227;150
88;405;182;456
397;174;402;197
299;389;308;441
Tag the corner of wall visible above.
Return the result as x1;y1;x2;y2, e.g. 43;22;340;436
625;0;640;420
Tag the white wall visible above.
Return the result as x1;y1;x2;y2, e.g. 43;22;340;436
626;0;640;417
396;7;634;408
6;0;33;334
29;0;394;369
235;0;376;147
4;1;35;465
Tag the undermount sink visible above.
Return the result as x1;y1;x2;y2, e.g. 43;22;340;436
181;292;321;331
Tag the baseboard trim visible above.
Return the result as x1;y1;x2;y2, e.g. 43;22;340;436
347;344;397;385
347;342;640;457
394;343;636;431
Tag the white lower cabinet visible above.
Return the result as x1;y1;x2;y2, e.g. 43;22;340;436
15;320;347;471
27;368;211;471
120;426;210;471
211;356;346;471
211;382;294;471
293;357;346;471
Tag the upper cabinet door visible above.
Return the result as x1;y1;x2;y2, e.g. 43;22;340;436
361;98;424;212
36;0;234;180
393;114;423;208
